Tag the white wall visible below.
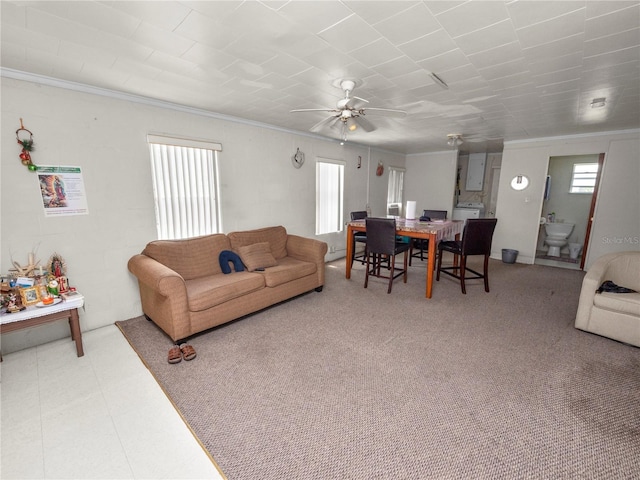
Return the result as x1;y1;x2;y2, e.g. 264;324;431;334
494;131;640;267
404;150;457;218
0;78;387;353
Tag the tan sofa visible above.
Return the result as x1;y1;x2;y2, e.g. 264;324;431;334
575;251;640;347
128;226;327;343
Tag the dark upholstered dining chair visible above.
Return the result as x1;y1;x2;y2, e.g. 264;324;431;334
364;217;410;294
350;210;368;267
436;218;498;294
409;209;448;266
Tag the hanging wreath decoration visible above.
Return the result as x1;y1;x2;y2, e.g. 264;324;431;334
16;118;37;171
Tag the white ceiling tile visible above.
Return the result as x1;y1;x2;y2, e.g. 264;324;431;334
181;43;237;72
344;1;420;25
585;4;640;40
466;42;524;70
349;38;403;67
516;9;586;49
174;10;240;50
506;1;585;30
399;29;458;62
1;23;60;55
318;14;382;52
522;34;585;62
527;52;584;75
417;48;469;74
58;40;117;69
278;1;354;34
584;30;640;57
435;1;510;39
261;54;312;78
131;23;195;57
478;59;530;81
453;20;519;56
103;1;191;31
373;3;440;46
370;55;420;78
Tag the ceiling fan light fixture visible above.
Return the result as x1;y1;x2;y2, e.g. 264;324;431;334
346;117;357;131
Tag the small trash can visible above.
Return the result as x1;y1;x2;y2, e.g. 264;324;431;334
502;249;518;264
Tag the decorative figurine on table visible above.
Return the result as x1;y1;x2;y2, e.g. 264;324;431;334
6;292;25;313
48;253;66;278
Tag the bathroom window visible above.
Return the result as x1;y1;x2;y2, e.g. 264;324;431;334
569;163;598;194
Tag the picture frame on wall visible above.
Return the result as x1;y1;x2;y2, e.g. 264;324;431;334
20;286;41;306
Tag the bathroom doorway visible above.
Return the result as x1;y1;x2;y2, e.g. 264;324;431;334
535;153;604;270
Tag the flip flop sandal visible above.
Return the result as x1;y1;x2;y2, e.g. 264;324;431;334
168;346;182;364
180;343;197;361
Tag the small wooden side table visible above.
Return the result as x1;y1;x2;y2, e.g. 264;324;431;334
0;295;85;361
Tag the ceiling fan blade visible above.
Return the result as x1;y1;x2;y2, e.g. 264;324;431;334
355;116;376;132
361;107;406;118
290;108;339;113
309;115;339;133
344;96;369;110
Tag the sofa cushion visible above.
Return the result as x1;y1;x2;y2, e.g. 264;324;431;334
185;272;265;311
259;256;317;287
237;242;278;272
594;292;640;316
228;226;288;260
143;234;230;280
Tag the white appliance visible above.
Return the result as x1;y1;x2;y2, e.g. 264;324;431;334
452;202;485;222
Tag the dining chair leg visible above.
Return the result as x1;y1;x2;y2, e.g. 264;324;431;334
460;256;467;294
364;252;370;288
436;248;443;281
403;250;408;283
387;254;396;294
483;254;490;292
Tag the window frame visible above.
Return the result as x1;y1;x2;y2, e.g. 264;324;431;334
387;166;405;216
315;158;345;235
569;162;598;194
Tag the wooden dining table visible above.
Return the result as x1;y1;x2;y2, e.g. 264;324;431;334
345;218;464;298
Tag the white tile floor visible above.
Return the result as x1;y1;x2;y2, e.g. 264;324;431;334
1;325;225;480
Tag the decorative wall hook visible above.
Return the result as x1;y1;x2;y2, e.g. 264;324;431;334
16;118;36;171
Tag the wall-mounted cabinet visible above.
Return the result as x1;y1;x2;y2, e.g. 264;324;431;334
466;153;487;191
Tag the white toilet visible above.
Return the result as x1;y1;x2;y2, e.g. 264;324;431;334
544;223;574;257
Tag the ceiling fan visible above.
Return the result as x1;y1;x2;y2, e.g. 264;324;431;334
290;79;406;140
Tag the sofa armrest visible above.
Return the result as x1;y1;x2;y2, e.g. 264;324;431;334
286;235;328;264
128;254;187;296
575;254;613;329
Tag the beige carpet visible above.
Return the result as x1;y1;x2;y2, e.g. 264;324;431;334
117;258;640;479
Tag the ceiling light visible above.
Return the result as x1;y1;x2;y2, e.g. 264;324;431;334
590;97;606;108
447;134;463;147
346;117;357;131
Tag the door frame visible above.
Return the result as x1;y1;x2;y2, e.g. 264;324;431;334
581;152;605;270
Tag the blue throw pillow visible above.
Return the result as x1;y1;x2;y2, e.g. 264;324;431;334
219;250;245;274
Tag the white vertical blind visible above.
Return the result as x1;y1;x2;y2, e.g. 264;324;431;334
316;160;344;235
149;143;219;240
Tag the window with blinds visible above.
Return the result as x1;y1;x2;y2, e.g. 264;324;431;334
147;135;222;240
316;159;344;235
